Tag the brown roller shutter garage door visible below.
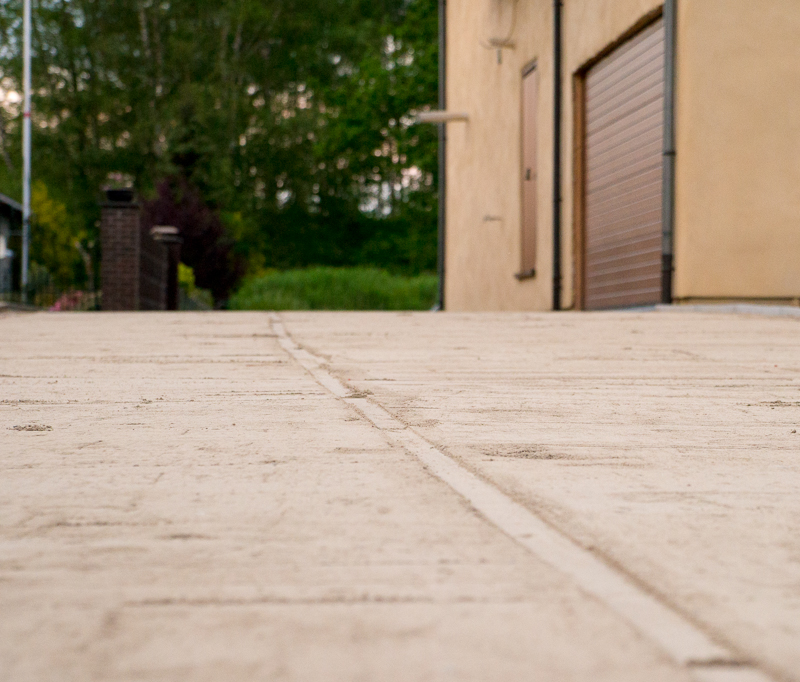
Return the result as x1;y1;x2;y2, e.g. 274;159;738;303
583;19;665;309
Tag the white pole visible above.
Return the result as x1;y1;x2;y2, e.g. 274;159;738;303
22;0;31;299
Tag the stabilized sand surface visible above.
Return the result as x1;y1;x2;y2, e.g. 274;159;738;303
1;310;798;682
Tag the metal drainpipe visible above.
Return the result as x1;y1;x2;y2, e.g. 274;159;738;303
661;0;677;304
436;0;447;311
552;0;563;310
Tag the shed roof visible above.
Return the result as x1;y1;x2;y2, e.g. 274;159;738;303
0;193;22;214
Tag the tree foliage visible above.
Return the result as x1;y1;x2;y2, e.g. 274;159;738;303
29;180;86;288
0;0;439;294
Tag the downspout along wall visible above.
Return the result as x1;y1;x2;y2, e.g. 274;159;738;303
552;0;563;310
437;0;447;311
661;0;677;304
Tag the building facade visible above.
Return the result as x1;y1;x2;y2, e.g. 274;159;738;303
441;0;800;310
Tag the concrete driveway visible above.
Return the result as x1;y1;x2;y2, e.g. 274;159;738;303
1;310;798;682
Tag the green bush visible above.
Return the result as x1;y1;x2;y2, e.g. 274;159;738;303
229;267;438;311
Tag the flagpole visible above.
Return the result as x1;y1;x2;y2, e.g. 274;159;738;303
22;0;31;300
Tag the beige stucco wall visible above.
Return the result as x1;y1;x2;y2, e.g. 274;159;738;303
445;0;662;311
673;0;800;300
445;0;800;310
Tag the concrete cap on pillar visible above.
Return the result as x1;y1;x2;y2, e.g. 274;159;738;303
150;225;183;244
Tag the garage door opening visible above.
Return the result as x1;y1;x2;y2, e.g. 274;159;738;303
576;18;666;310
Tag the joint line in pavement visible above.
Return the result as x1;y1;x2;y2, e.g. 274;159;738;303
269;313;776;682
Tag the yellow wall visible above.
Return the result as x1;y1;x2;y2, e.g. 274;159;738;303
445;0;800;310
674;0;800;300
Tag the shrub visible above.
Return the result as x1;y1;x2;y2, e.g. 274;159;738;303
229;267;437;311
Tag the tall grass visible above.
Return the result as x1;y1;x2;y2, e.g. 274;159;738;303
229;267;438;311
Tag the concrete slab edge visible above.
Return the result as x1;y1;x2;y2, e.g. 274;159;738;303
657;304;800;318
269;313;777;682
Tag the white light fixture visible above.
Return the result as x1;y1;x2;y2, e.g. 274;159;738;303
482;0;519;63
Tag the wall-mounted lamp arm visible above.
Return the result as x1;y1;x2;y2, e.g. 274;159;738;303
416;111;469;124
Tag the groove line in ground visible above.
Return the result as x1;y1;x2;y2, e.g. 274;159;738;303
269;313;777;682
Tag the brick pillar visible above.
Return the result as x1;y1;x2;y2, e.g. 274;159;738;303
101;189;141;311
138;224;169;311
150;226;182;311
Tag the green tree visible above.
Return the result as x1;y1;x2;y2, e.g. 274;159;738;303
0;0;439;291
30;180;86;288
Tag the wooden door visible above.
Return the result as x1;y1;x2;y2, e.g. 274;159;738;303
583;19;665;309
520;65;538;278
